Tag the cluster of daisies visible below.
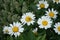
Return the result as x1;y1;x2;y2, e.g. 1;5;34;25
3;0;60;37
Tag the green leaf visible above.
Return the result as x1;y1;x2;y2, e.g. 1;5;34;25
36;34;46;40
22;30;36;40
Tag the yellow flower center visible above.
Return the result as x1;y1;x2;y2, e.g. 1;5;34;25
25;16;32;22
42;20;48;26
49;12;54;18
57;26;60;31
40;3;45;8
12;26;19;32
55;0;59;2
5;30;9;33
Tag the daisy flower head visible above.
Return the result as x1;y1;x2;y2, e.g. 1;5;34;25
37;0;49;9
3;26;11;34
32;28;38;35
53;0;60;4
32;28;38;34
9;22;24;37
37;16;52;29
45;8;58;19
20;12;35;26
54;22;60;35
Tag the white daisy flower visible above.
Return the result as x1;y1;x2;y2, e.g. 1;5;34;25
3;26;11;34
45;8;58;19
54;22;60;35
32;28;38;34
37;0;49;9
53;0;60;4
20;12;35;26
32;28;38;35
37;16;52;29
9;22;24;37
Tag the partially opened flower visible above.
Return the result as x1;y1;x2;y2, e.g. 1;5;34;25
32;28;38;34
37;16;52;29
54;22;60;34
20;12;35;26
37;0;49;9
3;26;11;34
32;28;38;33
53;0;60;4
45;8;58;19
9;22;24;37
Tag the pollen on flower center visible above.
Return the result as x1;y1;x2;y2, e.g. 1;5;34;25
5;30;9;33
49;12;54;17
12;26;19;32
42;20;48;26
40;3;45;8
25;16;32;22
57;26;60;31
55;0;59;2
